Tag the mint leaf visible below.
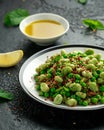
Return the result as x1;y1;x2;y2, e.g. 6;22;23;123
0;89;14;100
4;9;29;26
82;19;104;31
78;0;87;4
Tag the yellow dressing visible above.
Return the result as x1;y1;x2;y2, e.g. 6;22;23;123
25;20;65;38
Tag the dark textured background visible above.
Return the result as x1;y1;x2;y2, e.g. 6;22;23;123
1;0;104;130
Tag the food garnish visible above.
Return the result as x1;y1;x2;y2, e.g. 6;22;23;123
0;89;14;100
82;19;104;31
4;9;29;26
0;50;24;67
78;0;88;4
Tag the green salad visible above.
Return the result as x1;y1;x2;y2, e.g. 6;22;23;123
34;49;104;107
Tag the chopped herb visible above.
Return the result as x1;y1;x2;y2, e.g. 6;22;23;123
0;89;14;100
82;19;104;31
78;0;87;4
4;9;29;26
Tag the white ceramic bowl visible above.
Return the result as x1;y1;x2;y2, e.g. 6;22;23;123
19;13;69;46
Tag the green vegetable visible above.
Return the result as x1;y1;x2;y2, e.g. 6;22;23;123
40;83;49;92
100;85;104;92
82;19;104;31
4;9;29;26
85;49;94;55
91;97;98;104
0;89;14;100
88;82;98;92
101;97;104;104
78;0;87;4
53;94;63;105
82;100;88;106
34;49;104;107
65;98;77;106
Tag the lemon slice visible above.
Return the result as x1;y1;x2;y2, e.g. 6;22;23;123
0;50;24;67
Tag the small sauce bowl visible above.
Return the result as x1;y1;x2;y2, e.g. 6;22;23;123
19;13;69;46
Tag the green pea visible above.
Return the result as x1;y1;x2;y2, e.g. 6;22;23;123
101;97;104;104
100;85;104;92
80;81;86;87
82;100;89;106
53;94;63;105
60;90;66;96
75;80;80;83
35;85;40;91
75;74;81;80
96;70;101;74
40;83;49;92
47;73;52;78
54;55;61;62
65;98;77;106
68;73;73;78
92;71;99;78
47;68;53;74
90;77;96;82
96;94;101;100
50;87;56;93
76;96;81;102
39;91;44;96
91;97;98;104
65;92;70;97
71;95;76;99
40;70;46;74
69;53;76;57
44;92;49;98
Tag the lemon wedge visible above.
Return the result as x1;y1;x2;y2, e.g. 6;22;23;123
0;50;24;67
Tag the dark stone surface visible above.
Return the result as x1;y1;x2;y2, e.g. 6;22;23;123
1;0;104;130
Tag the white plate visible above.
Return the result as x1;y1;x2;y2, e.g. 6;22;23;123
19;44;104;110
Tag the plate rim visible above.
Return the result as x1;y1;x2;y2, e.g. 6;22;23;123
19;44;104;110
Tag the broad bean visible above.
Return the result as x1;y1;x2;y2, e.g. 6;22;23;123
53;94;63;105
65;98;77;106
40;83;49;92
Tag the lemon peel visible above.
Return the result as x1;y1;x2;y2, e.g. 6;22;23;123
0;50;24;67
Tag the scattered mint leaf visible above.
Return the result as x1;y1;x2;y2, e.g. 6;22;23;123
78;0;87;4
82;19;104;31
4;9;29;26
0;89;14;100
